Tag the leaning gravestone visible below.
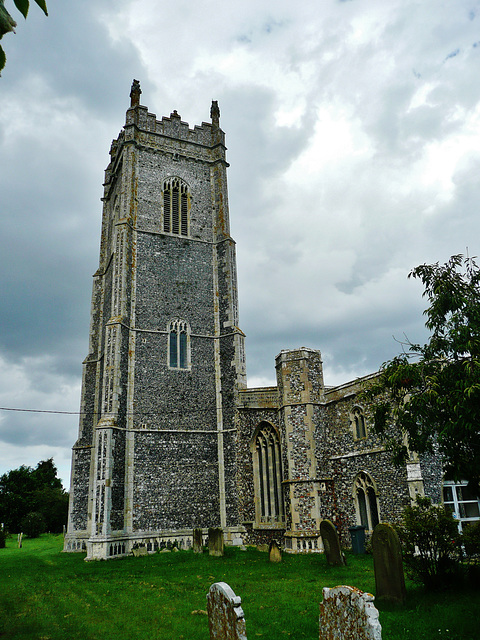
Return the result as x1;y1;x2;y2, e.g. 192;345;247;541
208;528;224;557
269;540;282;563
372;523;406;606
193;528;203;554
319;585;382;640
207;582;247;640
320;519;346;566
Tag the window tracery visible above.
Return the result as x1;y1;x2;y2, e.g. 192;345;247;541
354;471;380;531
168;319;190;370
252;422;284;526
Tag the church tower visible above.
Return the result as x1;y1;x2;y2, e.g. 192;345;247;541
64;81;246;559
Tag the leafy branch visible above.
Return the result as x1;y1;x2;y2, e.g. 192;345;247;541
0;0;48;73
363;255;480;493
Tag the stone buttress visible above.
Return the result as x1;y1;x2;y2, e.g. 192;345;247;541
276;348;325;552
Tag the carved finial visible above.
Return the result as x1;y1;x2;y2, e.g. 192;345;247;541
211;100;220;128
130;79;142;107
170;110;181;119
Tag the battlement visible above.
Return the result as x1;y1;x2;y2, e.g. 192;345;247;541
121;79;225;148
124;105;223;147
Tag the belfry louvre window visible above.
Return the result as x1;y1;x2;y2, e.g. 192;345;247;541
354;472;380;531
168;319;190;370
163;178;189;236
252;422;284;525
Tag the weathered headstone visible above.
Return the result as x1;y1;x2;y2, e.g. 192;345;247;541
193;528;203;553
208;527;224;557
320;519;346;566
319;585;382;640
269;540;282;563
256;543;269;553
372;523;406;606
207;582;247;640
132;545;148;557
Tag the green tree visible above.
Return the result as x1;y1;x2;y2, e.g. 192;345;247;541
366;254;480;494
0;458;68;533
398;495;461;589
20;510;46;538
0;0;48;73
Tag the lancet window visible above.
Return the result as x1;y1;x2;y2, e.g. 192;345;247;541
168;319;190;370
351;406;367;440
163;177;190;236
252;422;284;526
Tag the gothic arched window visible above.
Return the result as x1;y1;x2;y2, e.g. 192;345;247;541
351;406;367;440
354;471;380;531
252;422;284;526
163;177;190;236
168;319;190;370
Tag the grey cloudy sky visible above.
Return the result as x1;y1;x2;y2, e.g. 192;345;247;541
1;0;480;487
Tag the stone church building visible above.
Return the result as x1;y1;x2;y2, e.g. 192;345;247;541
64;82;444;560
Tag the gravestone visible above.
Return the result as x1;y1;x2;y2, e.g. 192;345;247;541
132;546;147;557
256;543;269;552
320;519;346;566
193;528;203;553
208;528;224;557
319;585;382;640
372;523;406;606
207;582;247;640
269;540;282;563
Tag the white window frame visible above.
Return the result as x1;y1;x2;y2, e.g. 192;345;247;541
443;480;480;533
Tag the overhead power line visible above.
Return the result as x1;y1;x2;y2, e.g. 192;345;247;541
0;407;79;415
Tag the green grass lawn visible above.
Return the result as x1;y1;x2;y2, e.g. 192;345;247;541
0;534;478;639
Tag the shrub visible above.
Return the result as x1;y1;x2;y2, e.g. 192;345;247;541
398;495;461;589
20;511;46;538
0;527;6;548
462;521;480;560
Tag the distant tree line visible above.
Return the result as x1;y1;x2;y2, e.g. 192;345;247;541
0;458;68;536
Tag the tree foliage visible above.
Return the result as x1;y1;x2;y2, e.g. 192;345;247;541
0;458;68;533
366;255;480;493
0;0;48;73
398;495;462;589
20;510;46;538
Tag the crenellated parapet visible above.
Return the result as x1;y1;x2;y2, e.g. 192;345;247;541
121;80;226;155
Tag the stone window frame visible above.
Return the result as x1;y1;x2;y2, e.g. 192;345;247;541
167;319;191;371
353;471;380;532
162;176;190;236
350;405;367;440
250;421;285;529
